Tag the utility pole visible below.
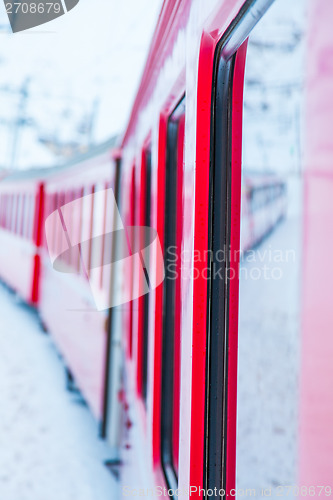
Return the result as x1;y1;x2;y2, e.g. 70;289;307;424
88;97;99;146
9;78;30;171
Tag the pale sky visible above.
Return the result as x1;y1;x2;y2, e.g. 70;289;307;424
0;0;163;168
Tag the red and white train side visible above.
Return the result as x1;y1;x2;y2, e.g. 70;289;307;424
39;143;120;423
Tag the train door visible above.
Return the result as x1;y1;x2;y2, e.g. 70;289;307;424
161;99;185;492
137;147;152;403
204;0;306;496
102;158;124;461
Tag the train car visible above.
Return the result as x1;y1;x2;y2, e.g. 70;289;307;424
0;141;122;430
39;141;121;425
0;170;44;306
109;0;333;497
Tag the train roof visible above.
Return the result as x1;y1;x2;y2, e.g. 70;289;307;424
121;0;190;146
0;136;119;185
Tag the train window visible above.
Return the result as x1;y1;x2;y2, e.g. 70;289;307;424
49;194;56;252
161;99;185;491
69;191;76;266
15;195;20;233
99;182;109;289
10;194;16;232
57;193;66;261
30;194;36;241
15;194;21;234
54;192;62;258
16;194;23;235
7;195;12;231
20;194;25;236
7;195;10;230
5;195;8;229
204;39;238;493
49;193;57;249
76;188;84;273
9;195;13;231
236;0;305;494
40;194;46;247
63;191;73;266
4;196;7;229
43;194;53;248
0;197;2;228
8;195;11;231
138;148;152;403
11;194;17;233
128;166;136;358
80;186;94;279
70;188;84;272
58;191;66;265
100;182;109;290
90;183;106;288
0;196;3;228
3;197;5;228
11;195;15;231
5;195;9;229
23;195;29;239
3;195;6;228
3;196;6;229
10;195;14;232
100;161;120;297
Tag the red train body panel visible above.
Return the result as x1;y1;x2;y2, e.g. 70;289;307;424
0;175;44;305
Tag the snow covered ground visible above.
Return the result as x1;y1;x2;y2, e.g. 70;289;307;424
236;215;302;497
0;282;119;500
236;0;306;494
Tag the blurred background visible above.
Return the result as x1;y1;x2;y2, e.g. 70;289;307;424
0;0;162;170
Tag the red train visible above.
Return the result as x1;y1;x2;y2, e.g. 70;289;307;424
0;0;332;497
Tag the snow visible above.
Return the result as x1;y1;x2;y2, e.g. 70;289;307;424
236;0;307;495
237;216;302;496
0;282;119;500
242;0;307;177
0;0;163;169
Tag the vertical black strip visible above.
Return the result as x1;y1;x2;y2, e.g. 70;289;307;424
161;118;178;492
101;157;121;438
142;150;152;403
204;52;235;495
161;97;185;494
